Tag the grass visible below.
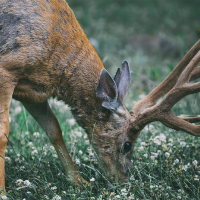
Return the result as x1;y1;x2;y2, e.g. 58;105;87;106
2;0;200;199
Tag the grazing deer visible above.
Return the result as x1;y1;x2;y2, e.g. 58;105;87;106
1;0;200;193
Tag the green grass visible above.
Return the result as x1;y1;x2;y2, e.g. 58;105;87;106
2;0;200;199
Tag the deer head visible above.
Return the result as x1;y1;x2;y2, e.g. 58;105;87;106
91;40;200;183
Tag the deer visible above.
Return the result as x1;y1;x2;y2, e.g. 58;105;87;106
1;0;200;194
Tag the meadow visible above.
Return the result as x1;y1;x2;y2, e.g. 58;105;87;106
2;0;200;199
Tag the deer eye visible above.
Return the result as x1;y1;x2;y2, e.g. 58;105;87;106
123;142;132;153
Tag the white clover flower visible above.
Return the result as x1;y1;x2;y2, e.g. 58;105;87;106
51;186;57;190
5;157;11;163
151;152;158;158
90;177;95;182
159;134;166;142
177;196;182;199
25;131;29;135
141;142;146;146
130;175;135;180
1;196;8;200
168;138;173;143
16;179;24;184
150;185;154;189
121;188;127;192
114;195;121;199
49;145;55;151
182;165;188;171
15;106;22;114
76;159;80;165
31;149;38;156
33;132;40;138
143;154;148;158
180;141;186;147
52;195;61;200
165;152;170;158
26;142;33;148
174;159;179;163
53;154;58;158
24;180;31;186
153;138;161;145
89;152;94;157
78;150;83;155
193;160;198;166
17;153;20;157
150;156;155;160
69;119;75;126
138;146;144;151
75;131;82;137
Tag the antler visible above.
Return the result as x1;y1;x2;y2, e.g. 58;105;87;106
130;40;200;137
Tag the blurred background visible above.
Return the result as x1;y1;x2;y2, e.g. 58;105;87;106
67;0;200;113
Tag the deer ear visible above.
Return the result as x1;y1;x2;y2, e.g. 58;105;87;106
96;69;119;111
114;60;131;101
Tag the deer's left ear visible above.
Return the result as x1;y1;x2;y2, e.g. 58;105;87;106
96;69;119;111
114;60;131;101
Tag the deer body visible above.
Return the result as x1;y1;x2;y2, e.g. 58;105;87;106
1;0;200;194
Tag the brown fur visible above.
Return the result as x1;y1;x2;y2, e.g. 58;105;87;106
0;0;134;191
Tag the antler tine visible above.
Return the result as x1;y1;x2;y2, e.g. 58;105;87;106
131;40;200;115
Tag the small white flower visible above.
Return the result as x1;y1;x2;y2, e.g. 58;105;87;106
31;149;38;156
193;160;198;166
90;177;95;182
25;131;30;135
16;179;24;184
153;139;161;145
150;156;155;160
78;150;83;155
33;132;40;138
174;159;179;163
26;142;33;148
24;180;31;186
17;153;20;157
141;142;146;146
1;196;8;200
69;119;75;126
143;154;148;158
150;185;154;189
89;152;94;157
130;175;135;180
53;154;58;158
75;131;82;137
180;141;186;147
15;106;22;114
52;195;61;200
76;159;80;165
5;157;11;163
121;188;127;192
138;146;144;151
165;152;170;158
114;195;121;199
168;138;173;143
151;152;158;158
51;186;57;190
